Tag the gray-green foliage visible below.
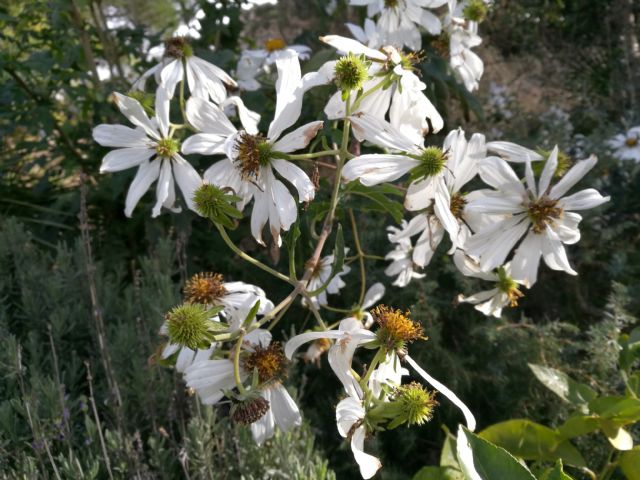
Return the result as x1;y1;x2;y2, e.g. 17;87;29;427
0;219;334;479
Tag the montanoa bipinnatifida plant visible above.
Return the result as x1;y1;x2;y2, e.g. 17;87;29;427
92;2;609;477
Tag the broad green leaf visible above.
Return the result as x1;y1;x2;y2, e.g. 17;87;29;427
528;363;597;410
619;327;640;372
588;396;640;423
457;425;537;480
479;419;585;467
538;460;574;480
620;446;640;480
414;467;448;480
557;415;600;440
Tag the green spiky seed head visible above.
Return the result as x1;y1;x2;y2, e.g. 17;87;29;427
410;146;447;180
463;0;489;23
192;183;243;228
166;303;212;349
394;382;438;426
334;53;370;92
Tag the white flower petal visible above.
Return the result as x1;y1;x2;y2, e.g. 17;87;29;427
351;427;382;479
272;121;324;153
124;159;161;217
172;154;202;213
267;50;303;141
320;35;387;60
100;147;155;173
349;113;418;152
510;232;543;288
486;141;544;162
559;189;609;211
538;146;558;195
113;93;160;140
549;155;598;199
152;159;172;217
159;59;183;99
477;156;525;196
362;283;385;309
342;154;417;186
270;385;302;432
93;124;149;148
186;96;236;135
542;233;577;276
405;354;476;431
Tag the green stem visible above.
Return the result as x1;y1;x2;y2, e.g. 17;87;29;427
215;224;294;286
286;149;340;160
233;334;246;395
351;76;389;112
360;348;386;390
320;303;353;314
179;62;187;122
348;208;367;306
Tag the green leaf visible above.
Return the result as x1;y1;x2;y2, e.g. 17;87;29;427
241;300;261;329
457;425;537;480
284;222;301;280
538;460;575;480
557;415;600;440
345;181;404;223
620;446;640;480
413;467;448;480
528;363;597;410
307;224;345;297
479;419;585;467
588;396;640;423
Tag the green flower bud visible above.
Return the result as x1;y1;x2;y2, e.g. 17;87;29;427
334;53;370;93
532;149;573;178
193;183;243;228
127;91;155;116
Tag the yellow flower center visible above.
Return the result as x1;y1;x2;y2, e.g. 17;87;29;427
235;132;272;181
497;268;524;307
156;138;179;158
183;272;228;305
265;38;286;52
243;342;287;384
625;136;638;147
527;197;563;234
372;305;425;351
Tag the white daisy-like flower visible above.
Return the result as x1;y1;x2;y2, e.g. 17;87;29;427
132;37;236;104
336;394;382;479
285;318;376;398
184;328;301;445
607;126;640;162
304;248;351;307
161;275;274;372
384;221;426;287
317;36;443;143
235;39;311;92
465;148;610;287
184;49;321;245
447;21;484;92
350;0;448;50
453;251;525;318
93;88;201;217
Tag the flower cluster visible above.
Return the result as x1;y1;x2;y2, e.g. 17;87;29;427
92;11;608;476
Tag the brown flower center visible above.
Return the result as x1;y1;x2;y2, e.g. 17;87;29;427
243;342;288;384
164;37;193;59
231;396;270;425
235;132;272;181
625;136;638;147
527;197;563;234
450;192;467;220
183;272;228;305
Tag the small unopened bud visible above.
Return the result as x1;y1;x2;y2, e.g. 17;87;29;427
463;0;489;23
193;183;243;228
533;149;572;179
334;53;370;92
231;395;270;425
165;303;216;349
